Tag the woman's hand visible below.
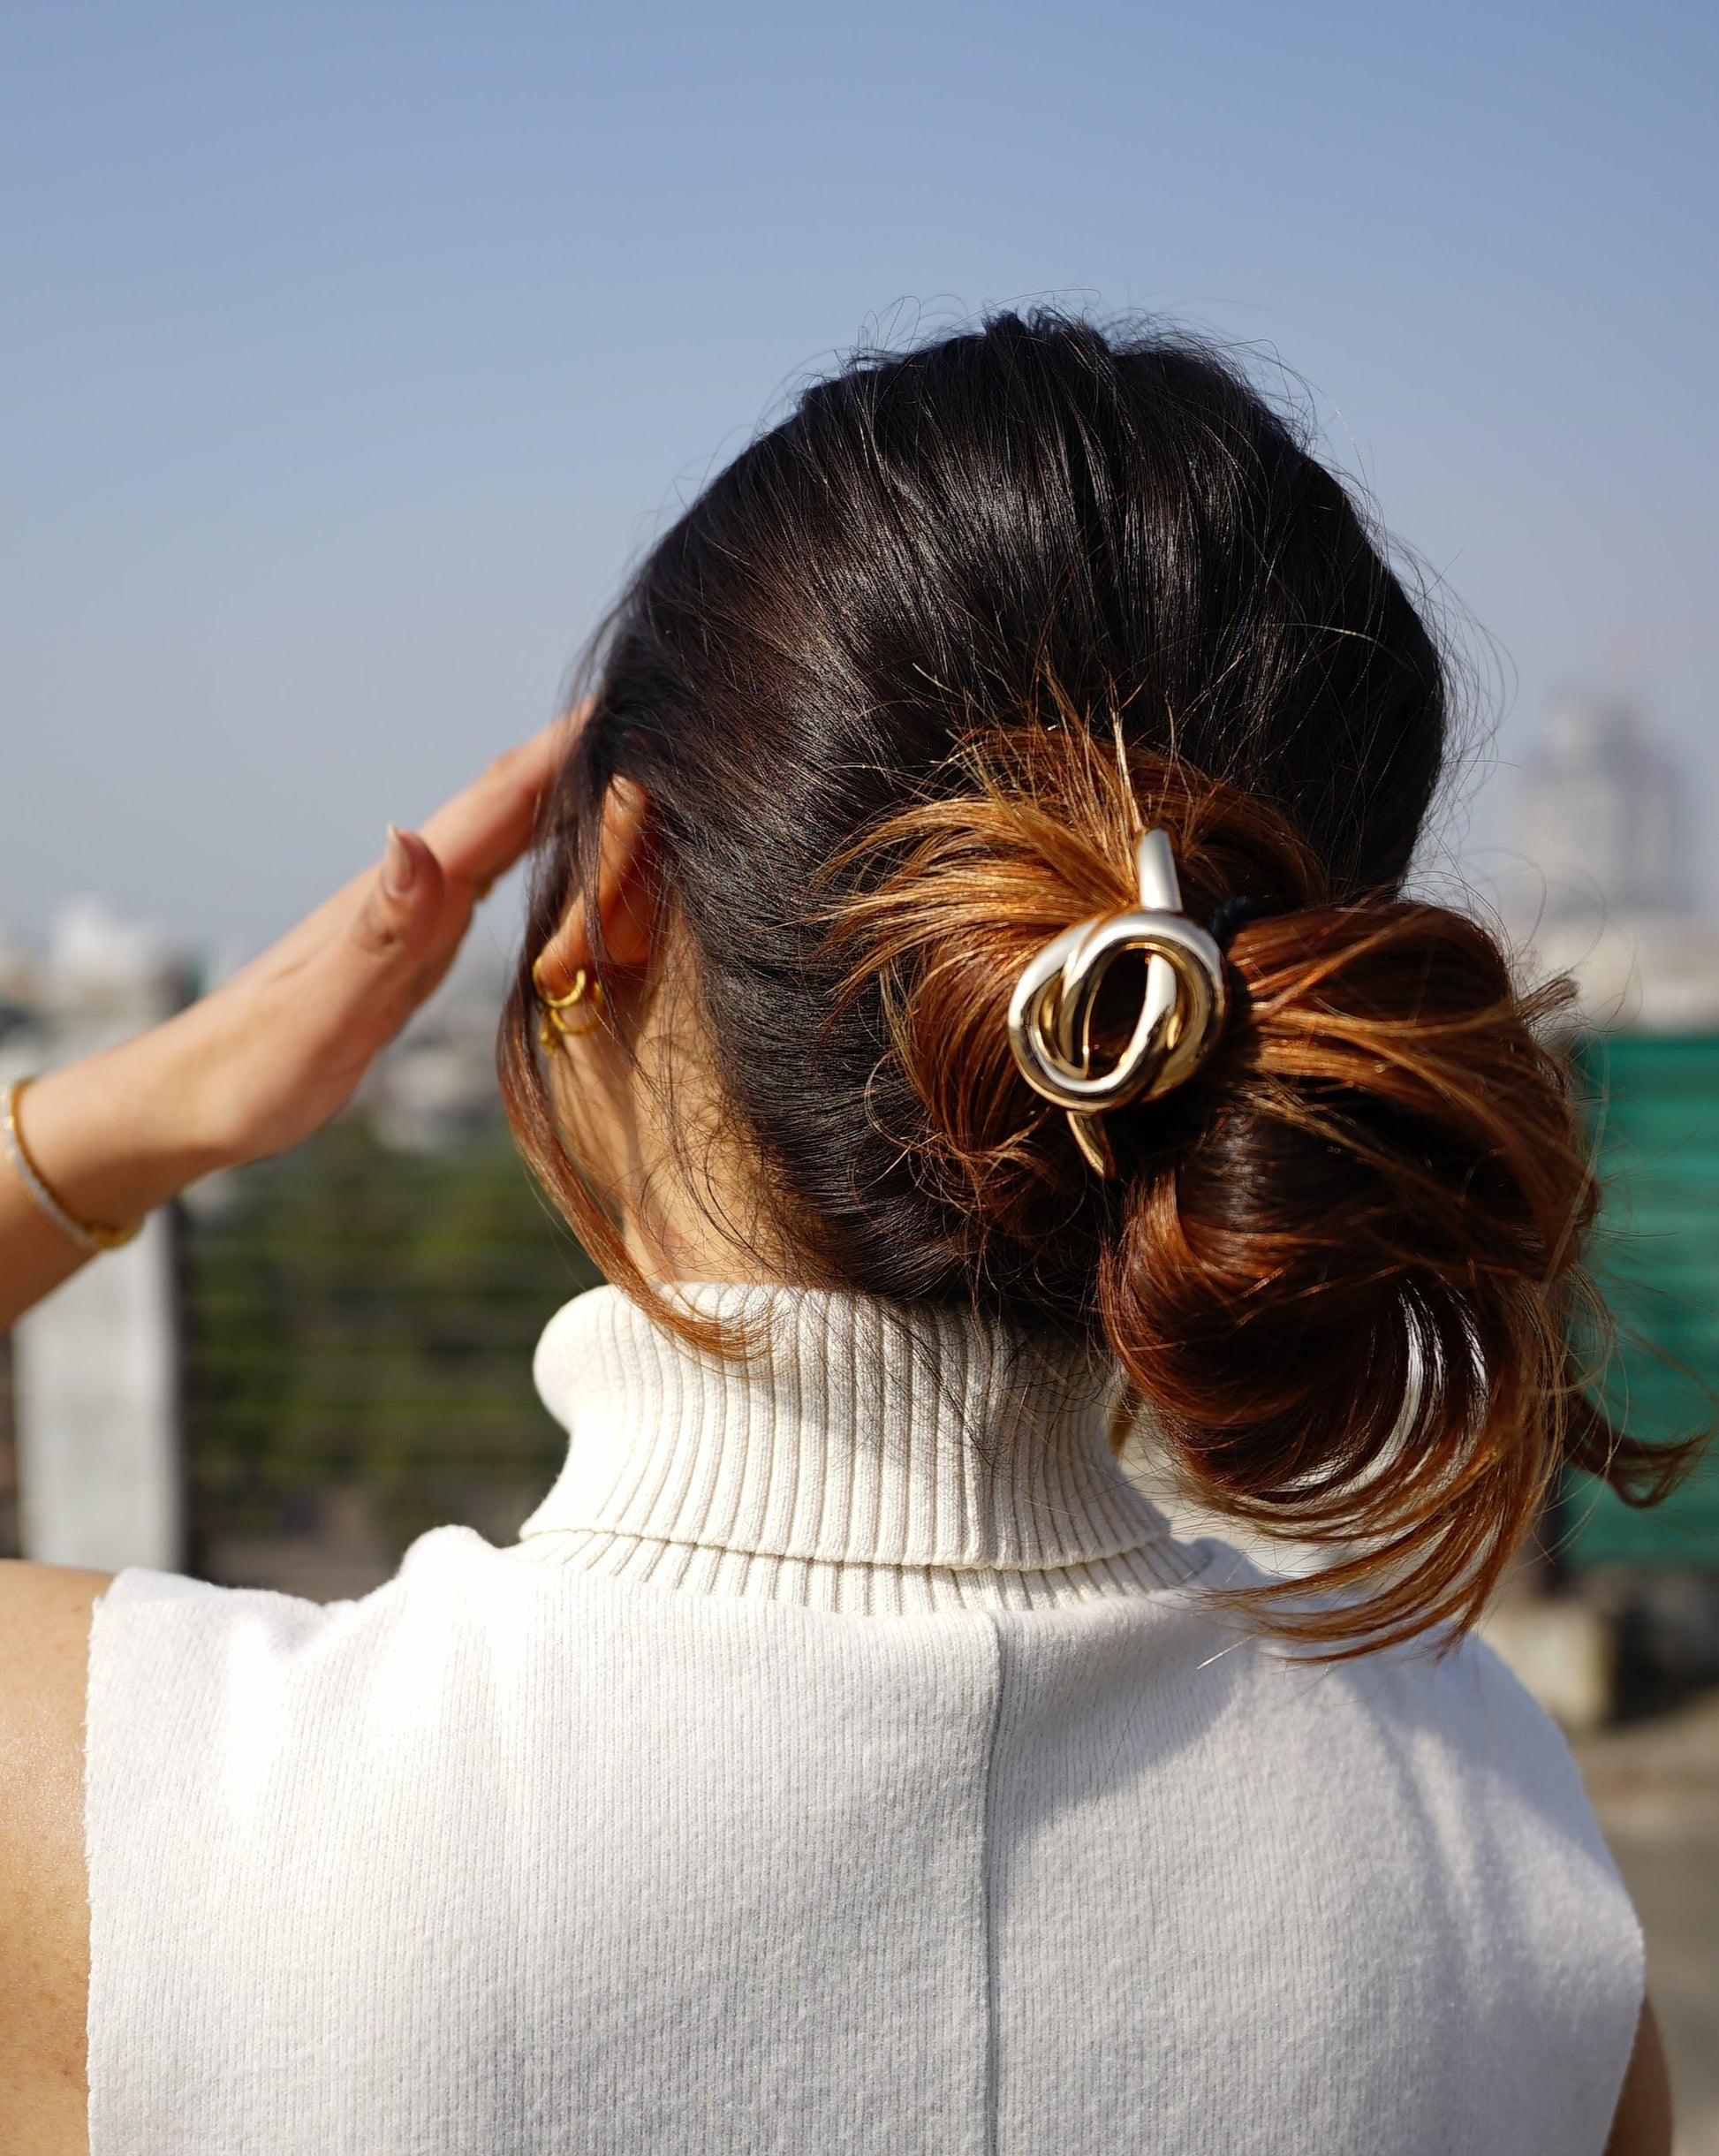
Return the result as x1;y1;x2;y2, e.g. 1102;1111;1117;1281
168;721;568;1166
1;721;570;1327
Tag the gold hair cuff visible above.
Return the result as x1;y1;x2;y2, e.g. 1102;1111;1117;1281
1007;829;1227;1176
533;954;605;1046
1;1077;142;1255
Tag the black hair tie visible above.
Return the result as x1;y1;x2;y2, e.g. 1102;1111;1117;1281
1207;894;1268;953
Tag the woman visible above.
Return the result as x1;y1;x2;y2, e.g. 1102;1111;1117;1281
0;314;1677;2152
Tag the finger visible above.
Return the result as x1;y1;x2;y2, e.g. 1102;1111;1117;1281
418;714;580;890
352;824;448;964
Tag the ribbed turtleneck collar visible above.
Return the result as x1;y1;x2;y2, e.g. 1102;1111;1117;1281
515;1285;1195;1612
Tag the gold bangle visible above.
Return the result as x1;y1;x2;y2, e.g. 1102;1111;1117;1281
1;1077;143;1256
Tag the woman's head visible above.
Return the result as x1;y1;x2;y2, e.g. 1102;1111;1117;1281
503;309;1685;1649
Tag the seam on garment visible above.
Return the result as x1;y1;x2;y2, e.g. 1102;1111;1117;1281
84;1583;108;2153
978;1609;1004;2156
514;1521;1179;1573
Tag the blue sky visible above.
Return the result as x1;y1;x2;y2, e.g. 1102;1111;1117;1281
2;0;1715;947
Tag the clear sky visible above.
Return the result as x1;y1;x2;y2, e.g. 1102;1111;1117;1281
3;0;1715;951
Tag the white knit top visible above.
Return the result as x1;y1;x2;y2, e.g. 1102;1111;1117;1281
86;1284;1642;2153
514;1282;1200;1608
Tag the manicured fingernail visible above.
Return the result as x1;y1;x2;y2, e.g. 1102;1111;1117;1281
382;824;418;900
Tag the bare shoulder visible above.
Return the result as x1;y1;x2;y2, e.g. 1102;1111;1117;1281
0;1558;109;2154
1606;1999;1673;2156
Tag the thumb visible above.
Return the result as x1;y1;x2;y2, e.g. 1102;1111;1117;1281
352;824;449;963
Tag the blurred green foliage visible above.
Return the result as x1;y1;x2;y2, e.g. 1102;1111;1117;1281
184;1117;599;1566
180;1042;1719;1582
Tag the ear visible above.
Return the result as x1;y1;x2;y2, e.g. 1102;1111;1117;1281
536;778;655;988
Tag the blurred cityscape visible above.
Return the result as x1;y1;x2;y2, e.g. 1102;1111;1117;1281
0;923;598;1594
1500;702;1719;1031
2;702;1716;2139
2;700;1717;1624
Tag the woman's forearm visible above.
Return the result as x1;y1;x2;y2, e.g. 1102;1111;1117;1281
0;1018;231;1328
0;723;568;1334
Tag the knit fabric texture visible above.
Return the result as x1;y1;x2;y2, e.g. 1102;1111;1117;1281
516;1284;1200;1608
86;1285;1643;2153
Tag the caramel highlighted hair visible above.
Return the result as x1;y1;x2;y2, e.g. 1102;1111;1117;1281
501;312;1695;1651
829;724;1685;1651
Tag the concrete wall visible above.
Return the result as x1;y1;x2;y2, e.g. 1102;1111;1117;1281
2;916;189;1574
11;1208;184;1572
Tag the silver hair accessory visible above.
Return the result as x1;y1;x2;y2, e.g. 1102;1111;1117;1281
1006;828;1228;1177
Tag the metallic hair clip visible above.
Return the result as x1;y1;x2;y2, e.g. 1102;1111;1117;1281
1006;828;1228;1177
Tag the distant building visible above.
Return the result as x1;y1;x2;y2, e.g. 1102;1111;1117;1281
0;922;36;1043
38;895;187;1028
0;898;190;1571
1516;703;1686;918
1500;708;1719;1678
1506;702;1719;1031
360;948;511;1153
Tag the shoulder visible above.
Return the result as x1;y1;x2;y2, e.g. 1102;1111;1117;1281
1226;1604;1642;2010
80;1530;519;1788
1341;1623;1609;1838
1238;1607;1620;1868
0;1558;110;2150
1172;1550;1607;1824
1119;1559;1644;1967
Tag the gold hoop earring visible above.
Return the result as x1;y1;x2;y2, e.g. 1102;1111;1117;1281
533;954;605;1046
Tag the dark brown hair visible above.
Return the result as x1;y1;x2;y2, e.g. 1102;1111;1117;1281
501;311;1689;1651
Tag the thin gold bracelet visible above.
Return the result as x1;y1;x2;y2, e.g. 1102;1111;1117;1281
1;1076;142;1256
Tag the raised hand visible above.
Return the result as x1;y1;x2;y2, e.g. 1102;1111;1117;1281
1;719;571;1325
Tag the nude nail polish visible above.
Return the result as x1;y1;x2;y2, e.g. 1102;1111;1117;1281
382;824;419;900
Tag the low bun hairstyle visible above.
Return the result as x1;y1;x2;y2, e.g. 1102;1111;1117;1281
502;311;1690;1651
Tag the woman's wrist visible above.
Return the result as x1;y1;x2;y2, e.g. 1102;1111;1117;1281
12;1011;241;1238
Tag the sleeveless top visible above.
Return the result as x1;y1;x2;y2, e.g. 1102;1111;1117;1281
85;1285;1643;2154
